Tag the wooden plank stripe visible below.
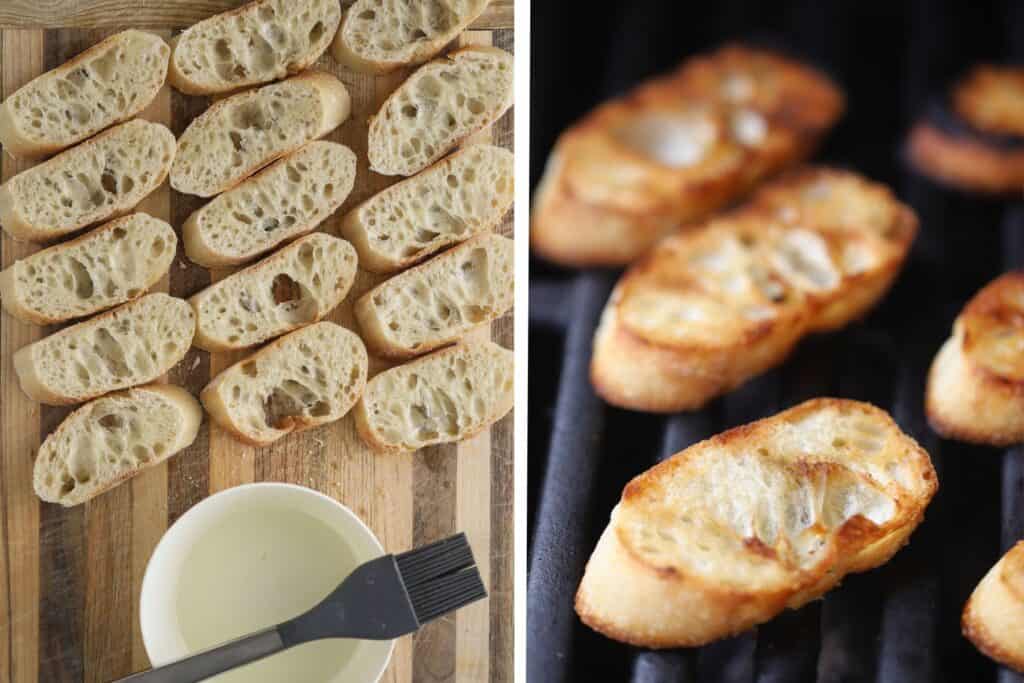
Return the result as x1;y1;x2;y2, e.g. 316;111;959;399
2;29;45;683
0;0;513;30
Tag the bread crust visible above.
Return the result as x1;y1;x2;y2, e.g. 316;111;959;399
34;384;201;506
592;167;917;413
531;44;844;267
168;0;341;95
906;121;1024;195
576;398;937;648
0;120;177;243
963;542;1024;673
0;213;176;325
926;272;1024;446
171;71;350;197
0;30;169;159
330;1;492;75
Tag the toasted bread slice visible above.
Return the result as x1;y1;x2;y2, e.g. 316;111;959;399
0;30;170;159
591;167;917;413
576;398;937;648
183;140;356;267
170;72;350;197
331;0;491;74
190;233;357;352
926;272;1024;445
963;542;1024;673
200;321;367;446
168;0;341;95
34;384;201;507
0;119;176;242
14;293;196;405
368;46;513;176
354;233;513;359
531;44;844;267
0;213;176;325
340;144;513;274
354;340;513;453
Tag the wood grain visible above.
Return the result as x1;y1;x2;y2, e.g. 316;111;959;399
0;5;514;681
0;0;513;30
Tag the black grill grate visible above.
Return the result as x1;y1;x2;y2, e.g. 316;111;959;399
528;1;1024;681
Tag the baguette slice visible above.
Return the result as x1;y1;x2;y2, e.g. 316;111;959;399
331;0;492;74
14;293;196;405
0;30;170;159
341;143;513;273
926;272;1024;446
201;321;367;446
34;384;201;507
963;541;1024;673
354;340;513;453
183;140;356;267
576;398;937;648
0;119;177;242
168;0;341;95
171;72;350;197
355;233;513;359
190;233;357;352
592;167;917;413
0;213;176;325
368;46;513;176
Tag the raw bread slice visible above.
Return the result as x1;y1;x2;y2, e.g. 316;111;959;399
368;46;513;176
190;233;357;352
0;119;176;242
0;213;176;325
183;140;356;267
963;541;1024;673
354;340;513;453
34;384;201;507
14;293;196;405
576;398;937;648
926;272;1024;446
170;72;350;197
340;143;513;273
201;321;367;446
355;233;513;359
169;0;341;95
0;30;170;159
331;0;492;74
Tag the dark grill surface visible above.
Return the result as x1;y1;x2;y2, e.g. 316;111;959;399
528;1;1024;681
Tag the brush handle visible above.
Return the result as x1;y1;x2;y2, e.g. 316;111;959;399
114;627;285;682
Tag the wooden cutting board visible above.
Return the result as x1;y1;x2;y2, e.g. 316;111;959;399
0;3;514;682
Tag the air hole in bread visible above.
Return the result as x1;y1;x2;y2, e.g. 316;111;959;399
241;361;258;377
309;21;326;44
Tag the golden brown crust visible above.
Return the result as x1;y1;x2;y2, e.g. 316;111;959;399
906;121;1024;195
592;166;916;413
531;44;844;267
576;398;937;648
963;542;1024;673
953;66;1024;137
926;272;1024;446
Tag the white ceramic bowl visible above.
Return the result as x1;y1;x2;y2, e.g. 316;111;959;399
140;483;393;683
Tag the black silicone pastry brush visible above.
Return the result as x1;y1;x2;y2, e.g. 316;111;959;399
116;533;486;682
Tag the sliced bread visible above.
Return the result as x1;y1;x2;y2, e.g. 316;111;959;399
576;399;937;648
190;233;357;352
331;0;492;74
201;321;367;446
183;140;356;267
368;46;513;176
354;339;513;453
0;119;177;243
14;293;196;405
34;384;201;507
168;0;341;95
0;213;176;325
0;30;170;159
170;72;350;197
963;541;1024;673
340;143;513;273
355;232;513;359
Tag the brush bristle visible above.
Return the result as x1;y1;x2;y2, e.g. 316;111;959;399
397;533;487;624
